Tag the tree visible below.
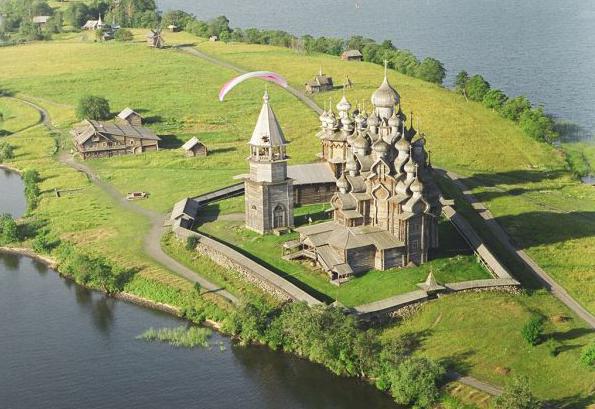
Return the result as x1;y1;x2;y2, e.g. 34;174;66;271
0;214;19;244
114;28;133;41
185;235;199;251
0;141;14;162
31;1;53;17
161;10;193;28
208;15;231;37
415;57;446;85
482;89;508;111
389;356;444;409
501;96;531;121
465;74;490;101
64;2;91;28
494;376;541;409
18;20;44;41
455;70;469;95
519;107;558;143
521;314;544;346
76;95;111;120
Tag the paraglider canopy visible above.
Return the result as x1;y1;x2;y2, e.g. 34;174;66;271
219;71;288;101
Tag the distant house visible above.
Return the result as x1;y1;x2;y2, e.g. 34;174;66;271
82;14;104;31
147;30;164;48
32;16;50;28
341;49;363;61
117;108;143;127
209;35;219;42
71;120;161;160
167;24;179;32
305;68;334;94
170;198;200;229
181;137;208;157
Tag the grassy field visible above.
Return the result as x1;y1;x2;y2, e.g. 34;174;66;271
382;291;595;405
193;40;595;314
0;98;41;135
1;31;594;403
196;202;492;306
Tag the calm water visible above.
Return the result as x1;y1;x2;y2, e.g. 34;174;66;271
0;169;397;408
158;0;595;135
0;168;26;217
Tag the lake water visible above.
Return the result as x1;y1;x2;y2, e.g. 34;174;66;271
0;168;26;217
0;169;397;408
158;0;595;136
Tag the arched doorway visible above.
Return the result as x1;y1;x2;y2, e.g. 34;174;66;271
273;204;286;229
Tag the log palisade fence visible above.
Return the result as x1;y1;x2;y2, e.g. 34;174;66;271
170;184;519;316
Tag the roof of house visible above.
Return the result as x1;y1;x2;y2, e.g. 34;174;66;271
249;91;287;147
82;20;98;28
72;120;160;145
181;137;204;151
171;198;200;220
32;16;51;24
342;49;363;58
117;107;141;120
286;162;336;186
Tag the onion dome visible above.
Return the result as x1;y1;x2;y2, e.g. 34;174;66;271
395;135;410;152
368;112;380;127
336;95;352;112
404;155;416;175
319;109;328;123
354;112;366;129
336;172;349;192
341;115;354;129
353;132;370;149
388;109;400;127
346;153;359;174
371;73;400;108
410;175;424;194
373;139;389;154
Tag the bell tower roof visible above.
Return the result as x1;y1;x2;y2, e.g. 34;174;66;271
249;91;287;147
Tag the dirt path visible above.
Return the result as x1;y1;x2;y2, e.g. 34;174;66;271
15;96;239;305
440;169;594;328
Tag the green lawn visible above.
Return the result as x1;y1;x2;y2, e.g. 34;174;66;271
0;98;41;135
382;291;595;405
197;203;491;307
194;40;595;315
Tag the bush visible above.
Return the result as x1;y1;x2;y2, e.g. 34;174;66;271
482;89;508;111
580;341;595;368
544;337;561;357
76;95;111;121
494;376;541;409
519;107;558;142
388;356;444;409
32;229;59;253
501;96;531;121
22;169;40;211
521;315;544;346
0;141;14;162
114;28;133;42
185;235;199;251
465;74;490;101
0;213;19;244
415;57;446;85
455;70;469;95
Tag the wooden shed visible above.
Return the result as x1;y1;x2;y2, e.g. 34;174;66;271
117;108;143;127
305;69;334;94
341;49;363;61
182;137;208;157
167;24;179;32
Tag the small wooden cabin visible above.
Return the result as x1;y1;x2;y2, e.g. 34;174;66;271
209;35;219;42
181;137;208;157
341;49;363;61
117;108;143;127
305;69;334;94
71;120;161;160
167;24;179;32
32;16;50;28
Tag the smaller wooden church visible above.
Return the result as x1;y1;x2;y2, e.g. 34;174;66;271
305;68;334;94
181;137;208;157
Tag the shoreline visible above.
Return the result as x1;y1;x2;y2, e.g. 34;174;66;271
0;246;224;331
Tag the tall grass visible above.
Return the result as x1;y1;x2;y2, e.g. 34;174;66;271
137;326;212;348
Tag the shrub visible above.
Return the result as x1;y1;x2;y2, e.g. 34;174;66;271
76;95;111;121
580;341;595;368
0;141;14;162
544;338;561;357
455;70;469;95
0;213;19;244
185;235;199;251
114;28;133;42
521;315;544;346
32;229;59;253
465;74;490;102
501;96;531;121
519;107;558;142
388;356;444;409
22;169;40;211
415;57;446;85
494;376;541;409
482;89;508;111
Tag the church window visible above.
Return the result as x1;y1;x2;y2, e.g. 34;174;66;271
273;204;285;228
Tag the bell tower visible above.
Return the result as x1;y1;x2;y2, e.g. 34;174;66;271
244;91;294;234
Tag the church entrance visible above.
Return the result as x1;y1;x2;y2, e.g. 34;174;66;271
273;205;286;228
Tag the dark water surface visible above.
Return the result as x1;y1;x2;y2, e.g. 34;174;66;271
158;0;595;135
0;169;397;409
0;168;26;217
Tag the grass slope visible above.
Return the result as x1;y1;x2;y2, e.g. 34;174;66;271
194;40;595;314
